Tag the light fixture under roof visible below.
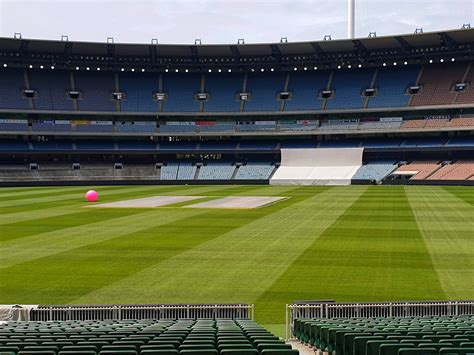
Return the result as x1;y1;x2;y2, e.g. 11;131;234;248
440;59;444;63
86;67;90;71
228;69;232;72
358;64;362;68
141;68;145;72
3;64;7;68
293;67;297;71
121;68;125;72
51;65;55;69
96;67;100;71
75;66;80;70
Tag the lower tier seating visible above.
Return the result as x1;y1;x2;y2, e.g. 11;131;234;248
294;316;474;355
352;161;397;181
0;319;298;355
198;163;236;180
428;161;474;180
235;164;275;180
393;161;441;180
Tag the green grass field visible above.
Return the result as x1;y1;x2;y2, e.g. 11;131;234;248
1;185;473;335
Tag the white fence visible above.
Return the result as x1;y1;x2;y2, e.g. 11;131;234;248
27;304;254;322
286;300;474;340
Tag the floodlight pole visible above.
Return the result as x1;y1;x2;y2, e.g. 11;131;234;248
348;0;355;38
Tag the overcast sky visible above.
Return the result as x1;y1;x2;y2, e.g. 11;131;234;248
0;0;472;44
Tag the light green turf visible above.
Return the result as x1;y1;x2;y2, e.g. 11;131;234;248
0;184;473;332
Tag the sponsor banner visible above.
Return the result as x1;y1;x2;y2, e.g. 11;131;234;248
166;121;195;126
90;120;113;125
71;120;91;125
0;119;28;124
54;120;71;125
425;114;450;120
254;120;276;125
195;121;216;126
297;120;318;125
380;117;403;122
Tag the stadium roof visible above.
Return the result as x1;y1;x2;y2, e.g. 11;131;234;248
1;28;473;69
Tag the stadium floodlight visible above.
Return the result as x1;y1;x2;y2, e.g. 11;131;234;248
86;67;90;71
393;62;397;66
208;69;212;73
165;69;169;72
75;66;80;70
293;67;297;71
228;69;232;72
451;58;456;62
358;64;362;68
141;68;145;72
324;35;332;41
218;69;222;72
462;23;471;29
3;64;7;68
50;65;55;69
314;66;318;70
29;65;33;69
337;65;342;69
415;28;423;34
107;37;114;44
14;32;22;39
121;68;125;72
348;64;352;69
382;63;387;66
194;39;202;45
260;68;264;72
174;69;178;72
270;68;274;72
40;65;44;69
185;69;189;73
96;67;101;71
429;59;433;63
304;67;308;71
61;35;69;42
404;61;408;65
251;68;255;72
348;0;355;38
237;38;245;44
131;68;135;72
280;37;288;43
440;59;444;63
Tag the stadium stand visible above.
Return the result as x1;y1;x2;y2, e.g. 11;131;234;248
29;70;74;110
352;161;397;182
391;161;441;180
177;161;197;180
0;69;30;109
294;316;474;355
0;319;294;355
75;72;116;111
119;73;160;112
325;68;375;109
428;161;474;180
410;63;468;106
162;73;201;112
285;71;329;111
235;163;275;180
368;66;419;108
160;162;180;180
203;73;243;112
244;72;287;112
198;162;235;180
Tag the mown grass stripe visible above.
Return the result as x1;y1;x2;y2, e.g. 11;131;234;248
0;185;241;225
72;186;364;308
0;208;208;269
0;188;304;304
255;186;445;324
406;186;474;299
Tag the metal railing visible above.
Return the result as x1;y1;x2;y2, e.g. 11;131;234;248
286;300;474;340
29;304;254;322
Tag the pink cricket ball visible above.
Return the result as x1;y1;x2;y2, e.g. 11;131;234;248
85;190;99;202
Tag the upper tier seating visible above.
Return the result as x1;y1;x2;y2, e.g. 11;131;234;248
352;161;397;181
0;69;30;109
0;120;29;131
455;64;474;104
394;161;441;179
294;316;474;355
447;117;474;127
198;162;235;180
368;66;420;108
428;161;474;180
29;70;73;110
162;74;201;112
325;69;375;109
244;73;286;112
203;73;243;112
119;73;160;112
410;63;468;106
357;120;402;130
0;319;294;355
75;72;116;111
285;71;329;111
235;163;275;180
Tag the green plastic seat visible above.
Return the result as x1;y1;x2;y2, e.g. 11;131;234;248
179;350;218;355
219;350;259;355
140;350;179;355
260;350;298;355
398;348;437;355
439;348;474;355
380;343;415;355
